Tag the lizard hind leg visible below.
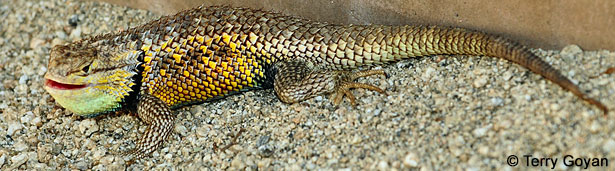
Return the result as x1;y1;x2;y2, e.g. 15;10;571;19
124;94;176;161
273;59;387;105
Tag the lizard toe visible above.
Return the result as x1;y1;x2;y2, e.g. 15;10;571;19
331;70;387;106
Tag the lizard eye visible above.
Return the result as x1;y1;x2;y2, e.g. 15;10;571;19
81;64;91;73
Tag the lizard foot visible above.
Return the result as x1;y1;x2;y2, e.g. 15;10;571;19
332;70;388;105
273;60;388;105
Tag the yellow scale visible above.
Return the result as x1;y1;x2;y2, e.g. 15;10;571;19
140;32;268;107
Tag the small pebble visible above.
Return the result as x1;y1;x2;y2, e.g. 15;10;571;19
502;71;513;81
256;135;270;146
351;135;362;144
477;146;489;156
175;125;188;136
69;27;82;39
473;76;488;88
306;162;316;170
377;160;389;170
0;154;5;169
560;44;583;59
77;119;99;136
7;121;24;136
421;66;436;81
190;105;203;116
13;141;29;151
75;161;89;170
550;103;561;111
472;125;491;137
195;126;209;138
55;31;67;39
51;38;64;46
258;144;274;157
100;156;115;166
38;67;47;76
602;140;615;152
490;97;503;106
29;38;45;49
92;148;107;161
588;121;601;133
567;70;575;77
32;117;43;127
10;153;28;168
68;14;80;27
20;111;33;124
230;157;246;169
403;152;419;167
372;108;382;116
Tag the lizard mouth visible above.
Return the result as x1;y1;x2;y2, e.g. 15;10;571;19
44;79;88;90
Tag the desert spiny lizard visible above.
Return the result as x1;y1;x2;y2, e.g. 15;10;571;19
43;5;608;160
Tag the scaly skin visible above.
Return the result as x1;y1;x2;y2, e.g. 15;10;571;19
44;5;608;160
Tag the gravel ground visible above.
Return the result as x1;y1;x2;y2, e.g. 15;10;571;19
1;0;614;170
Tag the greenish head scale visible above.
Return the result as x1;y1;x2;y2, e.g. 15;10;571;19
44;42;141;116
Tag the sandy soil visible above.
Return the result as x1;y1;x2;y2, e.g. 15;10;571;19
0;0;614;170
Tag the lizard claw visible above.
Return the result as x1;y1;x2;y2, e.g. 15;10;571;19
332;69;387;106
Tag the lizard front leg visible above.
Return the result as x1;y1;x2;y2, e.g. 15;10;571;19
127;94;176;159
273;59;387;105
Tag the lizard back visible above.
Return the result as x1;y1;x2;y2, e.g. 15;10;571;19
74;5;606;112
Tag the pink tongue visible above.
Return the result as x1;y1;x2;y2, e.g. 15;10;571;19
45;79;87;90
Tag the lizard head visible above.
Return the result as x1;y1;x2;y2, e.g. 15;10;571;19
44;42;140;117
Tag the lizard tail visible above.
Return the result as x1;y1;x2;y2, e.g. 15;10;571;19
330;25;607;114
